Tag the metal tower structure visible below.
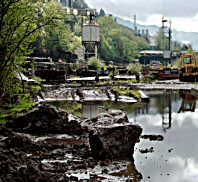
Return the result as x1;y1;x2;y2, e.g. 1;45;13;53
82;10;100;60
161;16;172;64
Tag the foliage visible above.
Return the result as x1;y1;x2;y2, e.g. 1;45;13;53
33;16;83;61
0;94;35;123
0;0;66;99
142;73;156;83
154;29;163;50
49;101;82;117
112;86;141;99
173;58;182;68
87;57;105;71
154;29;183;51
173;48;198;68
127;63;142;75
172;41;182;51
97;16;150;63
186;47;194;54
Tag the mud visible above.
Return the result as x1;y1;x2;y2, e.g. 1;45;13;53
2;104;143;182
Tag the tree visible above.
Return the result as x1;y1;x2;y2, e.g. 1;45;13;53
99;9;106;17
34;20;82;61
97;16;149;63
0;0;65;97
87;57;105;71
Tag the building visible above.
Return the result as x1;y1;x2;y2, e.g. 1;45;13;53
139;50;165;65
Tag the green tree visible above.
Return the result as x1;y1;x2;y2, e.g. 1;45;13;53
154;29;163;50
97;16;149;63
127;63;142;75
40;21;82;61
87;57;105;71
0;0;65;98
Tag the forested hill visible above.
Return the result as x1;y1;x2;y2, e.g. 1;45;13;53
116;16;198;50
97;16;150;63
30;0;150;63
72;0;150;62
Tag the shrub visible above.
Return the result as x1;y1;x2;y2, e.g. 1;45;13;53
87;57;105;71
127;63;142;75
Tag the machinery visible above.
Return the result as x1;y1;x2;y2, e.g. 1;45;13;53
179;53;198;81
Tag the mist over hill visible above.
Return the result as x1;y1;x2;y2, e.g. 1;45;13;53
115;17;198;50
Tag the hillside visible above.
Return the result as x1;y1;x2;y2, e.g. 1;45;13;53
97;16;150;63
116;17;198;50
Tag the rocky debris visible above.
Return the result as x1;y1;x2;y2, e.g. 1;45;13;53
168;148;174;153
139;147;154;154
0;102;144;181
140;135;164;141
0;126;67;182
0;125;142;182
6;104;83;135
82;110;142;160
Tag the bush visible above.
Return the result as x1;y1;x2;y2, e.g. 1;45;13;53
127;63;142;75
87;57;105;71
173;58;182;68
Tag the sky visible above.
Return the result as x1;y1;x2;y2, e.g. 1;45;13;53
84;0;198;33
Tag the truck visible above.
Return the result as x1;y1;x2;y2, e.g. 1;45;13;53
179;53;198;82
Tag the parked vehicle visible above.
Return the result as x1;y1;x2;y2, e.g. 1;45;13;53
179;53;198;82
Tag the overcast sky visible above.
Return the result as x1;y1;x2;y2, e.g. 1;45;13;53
85;0;198;32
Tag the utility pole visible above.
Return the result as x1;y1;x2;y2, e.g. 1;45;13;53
161;16;172;65
169;20;172;64
134;15;137;35
161;16;167;51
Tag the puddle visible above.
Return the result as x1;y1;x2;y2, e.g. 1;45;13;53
129;90;198;182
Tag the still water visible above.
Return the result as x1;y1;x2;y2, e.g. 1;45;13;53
129;90;198;182
50;90;198;182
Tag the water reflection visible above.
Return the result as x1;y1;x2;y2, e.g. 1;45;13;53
48;90;198;182
178;90;196;113
130;90;198;182
82;102;99;119
130;90;197;132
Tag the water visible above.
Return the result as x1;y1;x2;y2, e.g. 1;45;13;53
48;90;198;181
129;90;198;182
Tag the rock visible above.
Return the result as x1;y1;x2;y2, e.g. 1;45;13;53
139;147;154;154
82;110;142;159
6;104;83;135
140;135;164;141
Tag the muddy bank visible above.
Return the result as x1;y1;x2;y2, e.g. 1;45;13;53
6;104;83;135
3;104;143;181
